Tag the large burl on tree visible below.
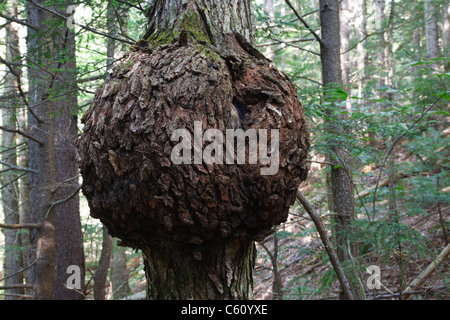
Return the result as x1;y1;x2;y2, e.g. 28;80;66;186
77;0;309;299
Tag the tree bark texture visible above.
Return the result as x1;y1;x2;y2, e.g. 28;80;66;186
26;0;84;299
78;0;309;299
142;239;255;299
1;0;24;299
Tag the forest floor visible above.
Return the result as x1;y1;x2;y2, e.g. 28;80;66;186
253;176;449;300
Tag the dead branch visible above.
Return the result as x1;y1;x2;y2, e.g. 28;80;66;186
0;223;41;229
296;190;355;300
27;0;134;45
0;12;38;29
0;284;34;290
402;243;450;300
0;125;43;145
45;186;81;219
372;285;447;299
0;160;39;174
284;0;325;47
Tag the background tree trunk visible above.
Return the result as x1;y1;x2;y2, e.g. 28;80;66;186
110;239;130;299
1;0;24;300
443;3;450;71
52;22;85;301
26;0;84;299
424;0;440;71
340;0;351;112
26;0;57;300
354;0;367;101
264;0;276;61
93;227;113;300
319;0;360;299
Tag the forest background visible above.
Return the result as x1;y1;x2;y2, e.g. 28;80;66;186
0;0;448;300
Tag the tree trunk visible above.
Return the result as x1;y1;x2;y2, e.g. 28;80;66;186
52;23;85;301
354;0;367;100
93;227;113;300
339;0;351;112
443;3;450;71
79;0;309;300
1;0;24;300
26;0;84;299
424;0;440;70
264;0;276;61
26;0;57;300
144;0;257;300
110;241;130;299
319;0;360;299
142;239;255;299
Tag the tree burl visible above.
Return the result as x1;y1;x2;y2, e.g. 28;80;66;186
77;5;309;298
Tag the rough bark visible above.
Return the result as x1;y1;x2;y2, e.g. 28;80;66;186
26;0;57;300
1;0;24;299
26;0;84;299
142;239;255;299
78;0;309;300
52;25;85;301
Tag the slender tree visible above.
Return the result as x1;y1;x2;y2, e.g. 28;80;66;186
1;0;24;300
319;0;360;299
340;0;351;112
26;0;84;299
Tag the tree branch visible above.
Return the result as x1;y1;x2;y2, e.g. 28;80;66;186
26;0;134;45
269;37;320;56
402;243;450;300
0;125;44;145
45;186;81;219
296;190;355;300
0;284;34;290
0;223;41;229
0;161;39;174
284;0;325;47
372;98;440;218
0;12;38;29
256;38;315;48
